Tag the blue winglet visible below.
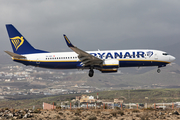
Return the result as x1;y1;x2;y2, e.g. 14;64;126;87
63;34;74;47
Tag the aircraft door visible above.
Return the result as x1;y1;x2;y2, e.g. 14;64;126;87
154;54;158;60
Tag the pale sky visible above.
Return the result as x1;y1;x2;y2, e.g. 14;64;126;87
1;0;180;53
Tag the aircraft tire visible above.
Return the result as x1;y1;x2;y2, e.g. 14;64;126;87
89;69;94;77
157;69;161;73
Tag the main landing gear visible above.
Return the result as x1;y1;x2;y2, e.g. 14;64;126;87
89;68;94;77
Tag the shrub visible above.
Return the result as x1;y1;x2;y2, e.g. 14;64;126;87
56;115;60;119
74;109;81;116
105;105;108;109
132;109;140;113
94;110;101;114
87;115;97;120
146;108;154;110
72;116;81;120
140;112;150;120
56;106;61;109
4;108;8;110
136;114;140;117
117;110;124;116
33;109;41;113
58;112;63;115
110;111;117;117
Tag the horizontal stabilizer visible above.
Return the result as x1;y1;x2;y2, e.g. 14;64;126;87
4;51;26;58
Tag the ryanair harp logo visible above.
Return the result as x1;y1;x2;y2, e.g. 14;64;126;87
147;51;153;58
10;36;24;51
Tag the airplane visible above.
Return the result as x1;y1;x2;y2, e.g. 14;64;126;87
5;24;176;77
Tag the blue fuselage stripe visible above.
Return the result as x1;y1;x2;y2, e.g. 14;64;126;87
13;59;168;69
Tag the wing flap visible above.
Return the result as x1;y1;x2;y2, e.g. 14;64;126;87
82;59;91;64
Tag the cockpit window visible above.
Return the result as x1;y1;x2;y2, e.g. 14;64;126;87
162;53;168;56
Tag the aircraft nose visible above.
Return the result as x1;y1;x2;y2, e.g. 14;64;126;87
169;56;176;62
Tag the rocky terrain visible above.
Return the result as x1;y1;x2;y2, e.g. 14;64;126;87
0;108;180;120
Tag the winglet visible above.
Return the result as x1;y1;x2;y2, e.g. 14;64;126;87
63;34;74;47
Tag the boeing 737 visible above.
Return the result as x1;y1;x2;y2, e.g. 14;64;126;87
5;24;175;77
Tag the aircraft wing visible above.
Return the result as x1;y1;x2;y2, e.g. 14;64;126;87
4;51;26;58
63;35;103;66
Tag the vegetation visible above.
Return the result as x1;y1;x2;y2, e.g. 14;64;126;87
140;112;150;120
86;115;97;120
1;88;180;109
90;88;180;103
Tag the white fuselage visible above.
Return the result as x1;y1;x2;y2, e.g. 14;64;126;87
13;49;175;70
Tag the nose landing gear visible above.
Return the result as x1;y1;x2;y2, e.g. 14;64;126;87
157;68;161;73
157;65;166;73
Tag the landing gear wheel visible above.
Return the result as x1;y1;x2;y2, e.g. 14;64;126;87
157;68;161;73
89;69;94;77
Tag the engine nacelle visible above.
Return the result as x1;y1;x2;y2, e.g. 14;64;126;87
102;59;119;68
99;59;119;73
100;68;118;73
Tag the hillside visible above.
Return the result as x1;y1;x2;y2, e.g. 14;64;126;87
0;52;180;92
64;63;180;89
1;88;180;109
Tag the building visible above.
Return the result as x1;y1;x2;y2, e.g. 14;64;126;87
78;95;96;103
76;96;81;101
114;98;123;103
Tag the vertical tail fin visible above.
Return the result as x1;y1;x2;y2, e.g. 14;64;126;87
6;24;48;54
